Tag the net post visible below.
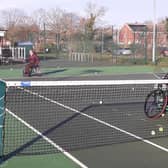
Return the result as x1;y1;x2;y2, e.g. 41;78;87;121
0;80;6;161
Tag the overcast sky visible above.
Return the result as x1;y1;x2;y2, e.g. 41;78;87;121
0;0;167;26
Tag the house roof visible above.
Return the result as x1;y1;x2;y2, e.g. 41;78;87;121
0;29;7;32
17;41;33;46
128;24;147;32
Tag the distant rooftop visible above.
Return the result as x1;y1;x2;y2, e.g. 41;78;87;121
0;29;7;31
128;24;147;32
17;41;33;46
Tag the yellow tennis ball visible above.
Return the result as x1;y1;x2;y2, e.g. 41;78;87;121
159;127;163;132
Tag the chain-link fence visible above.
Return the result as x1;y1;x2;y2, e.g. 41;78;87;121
37;25;168;66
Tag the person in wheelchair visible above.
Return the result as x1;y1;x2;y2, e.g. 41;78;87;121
24;50;40;77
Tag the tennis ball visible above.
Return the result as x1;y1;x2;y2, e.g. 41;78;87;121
159;127;163;132
161;113;165;117
99;100;103;104
151;130;156;135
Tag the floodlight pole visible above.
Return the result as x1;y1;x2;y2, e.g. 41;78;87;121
43;22;46;51
101;28;104;55
152;0;156;64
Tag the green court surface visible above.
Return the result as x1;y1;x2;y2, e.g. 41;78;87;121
1;154;79;168
2;112;80;168
3;137;168;168
2;66;168;168
0;65;166;79
71;136;168;168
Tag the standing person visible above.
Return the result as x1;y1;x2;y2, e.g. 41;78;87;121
24;49;40;76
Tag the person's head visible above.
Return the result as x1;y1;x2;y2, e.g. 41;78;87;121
29;49;34;56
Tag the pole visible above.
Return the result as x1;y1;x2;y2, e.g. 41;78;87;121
133;31;136;63
43;22;46;53
111;25;114;42
111;25;114;62
152;0;156;63
144;27;147;64
101;28;104;55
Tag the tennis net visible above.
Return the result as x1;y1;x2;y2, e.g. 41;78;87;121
2;80;168;157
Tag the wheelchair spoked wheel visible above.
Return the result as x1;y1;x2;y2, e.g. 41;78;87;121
144;89;167;119
23;67;33;77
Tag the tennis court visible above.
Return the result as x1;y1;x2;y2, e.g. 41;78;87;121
1;73;168;168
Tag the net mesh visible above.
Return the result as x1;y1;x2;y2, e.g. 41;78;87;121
3;80;168;156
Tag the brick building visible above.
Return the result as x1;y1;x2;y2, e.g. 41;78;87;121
119;23;167;47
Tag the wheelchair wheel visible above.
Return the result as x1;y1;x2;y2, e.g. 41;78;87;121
144;89;167;119
23;66;32;77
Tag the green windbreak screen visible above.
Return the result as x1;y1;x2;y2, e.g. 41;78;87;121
0;81;5;156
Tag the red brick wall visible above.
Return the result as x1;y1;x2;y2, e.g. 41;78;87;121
119;25;134;46
119;24;167;47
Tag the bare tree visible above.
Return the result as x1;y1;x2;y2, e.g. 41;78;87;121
30;9;48;51
85;2;106;39
45;8;81;51
0;8;27;28
85;2;106;25
0;8;40;44
0;8;26;43
31;8;47;30
45;8;63;33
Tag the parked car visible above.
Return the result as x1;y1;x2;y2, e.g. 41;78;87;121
112;48;132;55
160;47;168;56
122;48;132;55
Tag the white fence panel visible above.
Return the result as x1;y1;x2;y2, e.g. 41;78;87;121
0;47;26;61
10;47;26;60
69;52;94;63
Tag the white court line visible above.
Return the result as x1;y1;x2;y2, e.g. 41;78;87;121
152;73;161;79
18;87;168;153
0;96;5;114
5;108;88;168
